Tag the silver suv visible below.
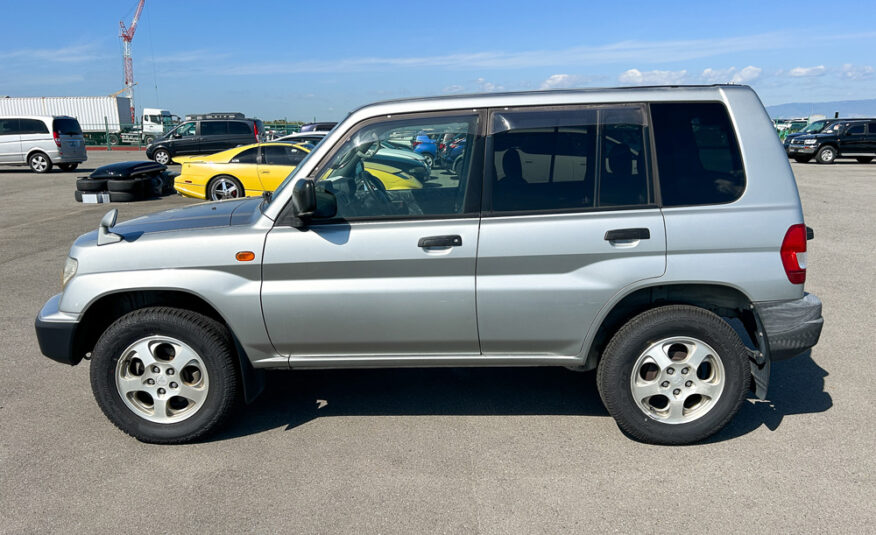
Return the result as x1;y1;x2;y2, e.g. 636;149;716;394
0;115;87;172
35;86;823;445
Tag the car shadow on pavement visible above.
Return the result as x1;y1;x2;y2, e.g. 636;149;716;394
706;350;832;443
211;351;832;444
211;366;608;441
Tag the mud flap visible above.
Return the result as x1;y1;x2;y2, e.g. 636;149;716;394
749;353;770;400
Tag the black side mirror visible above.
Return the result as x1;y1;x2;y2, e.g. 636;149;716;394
290;180;337;228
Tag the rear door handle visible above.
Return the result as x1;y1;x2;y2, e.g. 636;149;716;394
418;235;462;248
604;228;650;241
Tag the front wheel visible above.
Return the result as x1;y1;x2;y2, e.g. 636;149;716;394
597;305;750;445
89;307;239;443
816;146;836;164
422;153;434;168
153;149;172;165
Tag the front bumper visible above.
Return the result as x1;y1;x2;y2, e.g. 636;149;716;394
34;294;82;366
788;145;817;155
756;293;823;361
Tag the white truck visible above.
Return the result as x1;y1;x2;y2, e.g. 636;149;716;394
0;97;176;146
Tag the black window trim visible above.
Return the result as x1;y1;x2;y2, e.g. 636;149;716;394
275;108;488;227
481;102;658;217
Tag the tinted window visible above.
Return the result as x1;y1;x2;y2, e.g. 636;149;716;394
19;119;50;134
201;121;227;136
489;105;651;212
0;119;20;135
228;121;252;135
173;122;197;137
263;145;307;166
51;118;80;135
847;124;865;135
651;102;745;206
230;147;258;164
315;114;480;219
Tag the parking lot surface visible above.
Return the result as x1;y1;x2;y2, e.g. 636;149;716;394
1;151;874;533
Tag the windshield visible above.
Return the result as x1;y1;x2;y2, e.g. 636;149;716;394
802;120;827;133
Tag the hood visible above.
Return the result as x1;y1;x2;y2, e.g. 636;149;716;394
110;197;261;237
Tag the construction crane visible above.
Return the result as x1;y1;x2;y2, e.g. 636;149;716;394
119;0;145;124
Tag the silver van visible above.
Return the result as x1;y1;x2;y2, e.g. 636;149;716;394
35;85;823;445
0;115;87;172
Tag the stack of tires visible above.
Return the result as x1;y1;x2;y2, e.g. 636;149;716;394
74;161;175;203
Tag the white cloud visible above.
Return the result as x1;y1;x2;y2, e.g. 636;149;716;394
789;65;826;77
700;65;762;84
840;63;874;79
540;74;573;89
619;68;687;85
0;44;103;64
475;77;503;92
442;84;465;94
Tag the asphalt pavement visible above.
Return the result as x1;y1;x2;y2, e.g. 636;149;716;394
0;151;873;533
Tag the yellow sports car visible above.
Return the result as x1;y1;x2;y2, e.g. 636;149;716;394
175;142;423;200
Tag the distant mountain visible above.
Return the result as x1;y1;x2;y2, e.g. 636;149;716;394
766;98;876;119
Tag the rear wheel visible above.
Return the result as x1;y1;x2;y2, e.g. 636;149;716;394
597;305;750;445
816;146;836;164
422;153;434;168
89;307;239;444
856;156;873;163
207;175;244;201
107;133;120;146
59;163;79;171
28;152;52;173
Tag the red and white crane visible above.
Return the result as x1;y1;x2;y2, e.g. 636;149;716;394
119;0;145;124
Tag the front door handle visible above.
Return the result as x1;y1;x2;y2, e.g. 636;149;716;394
418;235;462;248
604;228;650;241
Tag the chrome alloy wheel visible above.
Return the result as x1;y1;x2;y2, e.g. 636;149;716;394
30;154;49;172
115;336;209;424
629;337;725;424
211;178;240;200
154;151;170;165
819;147;834;162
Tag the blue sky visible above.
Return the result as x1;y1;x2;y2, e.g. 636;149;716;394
1;0;875;121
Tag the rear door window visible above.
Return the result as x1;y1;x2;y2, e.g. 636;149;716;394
20;119;50;134
846;124;865;135
228;121;252;135
488;105;652;212
651;102;745;206
51;118;80;135
200;121;228;136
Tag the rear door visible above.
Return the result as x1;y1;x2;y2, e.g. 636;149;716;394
840;123;867;154
258;144;308;192
0;118;22;163
51;118;86;160
476;105;666;356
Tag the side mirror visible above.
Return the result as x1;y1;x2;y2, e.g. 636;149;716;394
290;179;337;228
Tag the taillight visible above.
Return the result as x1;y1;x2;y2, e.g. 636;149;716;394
412;140;421;148
253;123;259;141
780;224;807;284
53;130;61;147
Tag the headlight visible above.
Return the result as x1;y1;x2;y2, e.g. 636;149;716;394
804;139;817;145
61;257;78;289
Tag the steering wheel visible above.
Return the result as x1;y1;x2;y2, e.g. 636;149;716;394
354;168;395;213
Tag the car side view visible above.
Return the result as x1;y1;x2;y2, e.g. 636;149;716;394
787;118;876;163
35;86;823;445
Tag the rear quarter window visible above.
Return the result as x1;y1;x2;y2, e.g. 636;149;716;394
228;121;252;135
651;102;745;206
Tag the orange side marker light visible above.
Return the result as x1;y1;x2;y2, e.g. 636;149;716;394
236;251;255;262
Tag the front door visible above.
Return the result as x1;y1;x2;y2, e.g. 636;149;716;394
0;119;22;163
261;112;484;359
476;105;667;356
169;121;199;155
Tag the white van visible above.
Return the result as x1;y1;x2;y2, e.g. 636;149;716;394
0;115;87;173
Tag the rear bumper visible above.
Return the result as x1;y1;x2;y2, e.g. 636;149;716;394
34;294;82;366
756;293;823;361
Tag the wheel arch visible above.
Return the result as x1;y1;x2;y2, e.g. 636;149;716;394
582;283;760;372
26;148;52;162
75;289;264;403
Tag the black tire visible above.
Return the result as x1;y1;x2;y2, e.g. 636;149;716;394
816;146;836;164
59;163;79;171
144;136;155;145
153;148;172;165
76;178;108;192
89;307;240;444
856;156;873;164
207;175;244;201
28;152;53;173
109;191;142;202
74;190;83;202
793;156;812;163
107;133;120;146
422;153;434;168
107;176;149;193
596;305;750;445
452;156;465;177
